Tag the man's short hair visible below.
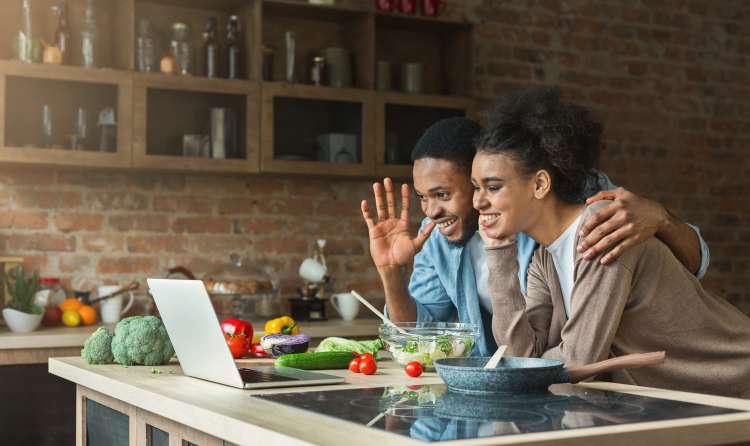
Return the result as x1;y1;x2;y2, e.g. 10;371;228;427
411;117;482;175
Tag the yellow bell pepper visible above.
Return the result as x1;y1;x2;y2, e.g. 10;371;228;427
264;316;299;335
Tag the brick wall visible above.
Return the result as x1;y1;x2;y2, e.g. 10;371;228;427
0;0;748;315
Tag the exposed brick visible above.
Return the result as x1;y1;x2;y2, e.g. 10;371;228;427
127;235;189;254
239;218;287;235
0;211;49;229
86;192;148;211
7;234;75;252
326;239;364;256
97;256;160;275
109;215;170;232
173;217;231;234
15;190;82;209
190;236;250;253
55;213;103;232
152;196;214;214
59;256;92;273
82;235;126;253
218;197;256;215
254;238;309;255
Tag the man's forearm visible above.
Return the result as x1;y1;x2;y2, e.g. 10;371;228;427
377;265;417;322
657;210;701;274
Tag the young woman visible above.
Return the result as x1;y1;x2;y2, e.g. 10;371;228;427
472;87;750;398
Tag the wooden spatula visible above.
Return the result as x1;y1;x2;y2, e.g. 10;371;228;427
484;345;508;369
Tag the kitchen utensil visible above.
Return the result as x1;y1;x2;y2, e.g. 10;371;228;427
484;344;507;369
350;290;408;335
299;258;327;283
435;351;666;395
331;292;360;321
379;321;479;370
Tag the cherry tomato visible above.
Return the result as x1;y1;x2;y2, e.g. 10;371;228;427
348;358;361;373
404;361;423;378
224;333;250;359
359;357;377;375
359;353;375;362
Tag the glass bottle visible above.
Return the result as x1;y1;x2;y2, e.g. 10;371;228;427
311;56;325;86
170;22;192;75
42;105;54;148
17;0;32;63
136;18;156;72
75;107;88;150
51;4;70;65
81;0;97;68
203;17;219;78
226;15;242;79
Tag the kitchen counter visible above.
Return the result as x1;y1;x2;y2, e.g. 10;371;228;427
0;318;380;365
49;356;750;446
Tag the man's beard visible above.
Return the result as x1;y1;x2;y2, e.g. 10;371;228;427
445;212;479;246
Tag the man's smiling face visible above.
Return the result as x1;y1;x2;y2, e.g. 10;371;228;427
413;157;478;245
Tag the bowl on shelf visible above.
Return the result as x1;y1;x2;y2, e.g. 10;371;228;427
378;322;479;371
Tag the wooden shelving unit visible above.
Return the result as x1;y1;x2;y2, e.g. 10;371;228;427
0;0;475;179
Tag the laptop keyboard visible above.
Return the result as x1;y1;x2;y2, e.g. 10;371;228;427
238;368;297;383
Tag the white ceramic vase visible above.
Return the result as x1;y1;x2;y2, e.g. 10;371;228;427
2;307;43;333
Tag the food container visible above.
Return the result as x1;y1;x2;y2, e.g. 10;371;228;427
378;322;479;371
169;255;281;321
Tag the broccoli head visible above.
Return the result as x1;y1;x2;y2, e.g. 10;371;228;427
111;316;175;366
81;327;115;364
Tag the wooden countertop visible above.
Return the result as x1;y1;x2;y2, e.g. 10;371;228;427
49;356;750;446
0;318;380;350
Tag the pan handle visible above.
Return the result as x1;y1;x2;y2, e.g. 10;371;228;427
567;351;666;383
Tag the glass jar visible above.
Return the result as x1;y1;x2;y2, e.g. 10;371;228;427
170;22;192;75
136;18;156;72
202;254;280;321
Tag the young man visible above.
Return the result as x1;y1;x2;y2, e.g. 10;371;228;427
360;117;710;356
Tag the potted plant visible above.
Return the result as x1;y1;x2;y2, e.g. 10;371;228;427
2;266;42;333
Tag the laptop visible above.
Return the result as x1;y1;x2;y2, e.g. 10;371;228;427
147;278;345;390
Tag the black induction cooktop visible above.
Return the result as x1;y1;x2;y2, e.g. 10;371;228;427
255;384;742;442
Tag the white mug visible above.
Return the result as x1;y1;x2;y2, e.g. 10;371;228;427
299;258;327;283
97;285;135;324
331;293;360;321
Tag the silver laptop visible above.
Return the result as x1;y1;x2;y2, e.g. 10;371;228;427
147;278;344;390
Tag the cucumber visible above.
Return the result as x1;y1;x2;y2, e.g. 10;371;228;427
274;351;356;370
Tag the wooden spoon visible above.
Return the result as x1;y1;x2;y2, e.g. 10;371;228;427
484;345;508;369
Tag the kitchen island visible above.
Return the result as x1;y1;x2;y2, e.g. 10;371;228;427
49;356;750;446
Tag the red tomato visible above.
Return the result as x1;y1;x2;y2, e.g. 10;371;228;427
359;353;375;362
359;357;377;375
220;318;253;339
404;361;423;377
225;333;250;359
348;358;361;373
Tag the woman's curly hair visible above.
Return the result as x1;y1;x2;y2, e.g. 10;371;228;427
477;87;602;203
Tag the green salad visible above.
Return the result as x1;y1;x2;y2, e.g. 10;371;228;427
388;334;474;370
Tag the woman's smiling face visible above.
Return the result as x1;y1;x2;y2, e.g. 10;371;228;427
471;151;541;239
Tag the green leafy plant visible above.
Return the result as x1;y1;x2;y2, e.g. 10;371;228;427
6;266;41;314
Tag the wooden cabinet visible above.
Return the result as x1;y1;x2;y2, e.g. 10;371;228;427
132;73;260;173
0;0;475;179
260;81;374;177
0;61;132;168
375;92;475;179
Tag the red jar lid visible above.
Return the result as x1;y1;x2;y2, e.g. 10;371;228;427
39;277;61;286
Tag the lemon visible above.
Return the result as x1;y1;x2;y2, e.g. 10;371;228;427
62;309;81;327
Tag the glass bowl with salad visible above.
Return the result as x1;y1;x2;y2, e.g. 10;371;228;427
379;322;479;371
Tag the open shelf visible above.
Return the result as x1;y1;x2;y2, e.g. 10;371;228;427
132;0;258;79
132;73;259;172
260;82;374;177
0;61;131;168
375;92;475;178
260;1;373;88
0;0;133;70
375;14;472;96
